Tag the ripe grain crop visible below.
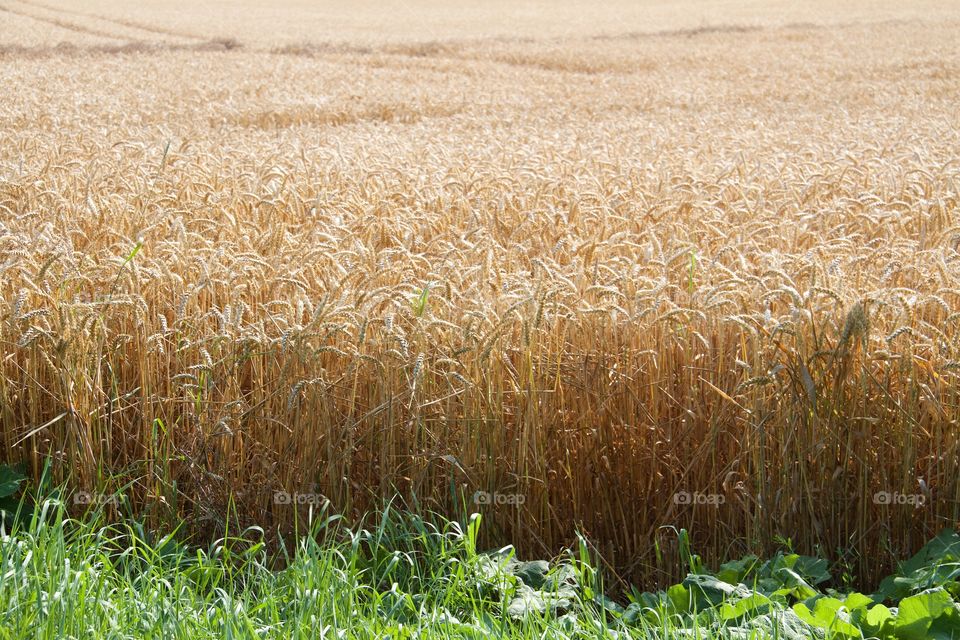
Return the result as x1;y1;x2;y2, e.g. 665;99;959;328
1;1;959;587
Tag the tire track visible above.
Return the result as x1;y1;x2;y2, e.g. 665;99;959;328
14;0;211;43
0;2;130;41
0;40;244;59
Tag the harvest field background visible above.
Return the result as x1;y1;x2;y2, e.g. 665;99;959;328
2;0;960;594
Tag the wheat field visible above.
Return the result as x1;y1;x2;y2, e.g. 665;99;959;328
1;0;959;586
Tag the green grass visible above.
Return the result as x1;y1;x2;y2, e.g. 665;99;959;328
1;485;959;639
0;496;639;639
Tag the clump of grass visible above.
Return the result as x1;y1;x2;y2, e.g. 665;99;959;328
0;494;661;639
6;487;957;640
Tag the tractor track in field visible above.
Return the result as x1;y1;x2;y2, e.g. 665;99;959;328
0;39;243;59
13;0;212;42
0;2;132;42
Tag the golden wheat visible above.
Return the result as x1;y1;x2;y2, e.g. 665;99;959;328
1;0;959;587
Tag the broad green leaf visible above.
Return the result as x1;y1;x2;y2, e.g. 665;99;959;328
542;564;579;591
684;574;739;597
741;610;824;640
720;591;772;621
667;583;694;613
718;555;760;584
927;606;960;640
894;588;955;640
793;596;862;639
622;602;646;625
594;593;624;615
792;555;832;585
876;530;960;602
506;585;545;619
0;464;26;498
512;560;549;589
862;603;894;636
773;567;820;601
844;592;876;610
